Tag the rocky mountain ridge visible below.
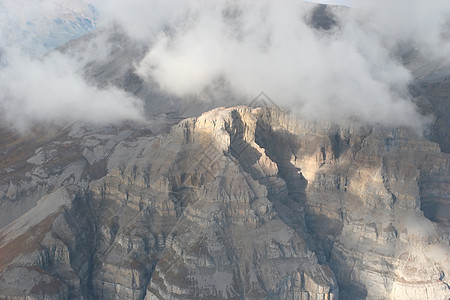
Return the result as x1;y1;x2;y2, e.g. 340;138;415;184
0;106;448;299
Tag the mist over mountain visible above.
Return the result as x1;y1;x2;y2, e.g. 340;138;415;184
1;0;449;131
0;1;449;300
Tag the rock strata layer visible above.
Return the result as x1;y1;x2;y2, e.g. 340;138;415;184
0;106;448;299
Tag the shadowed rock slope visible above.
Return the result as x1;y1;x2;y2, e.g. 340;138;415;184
0;106;449;299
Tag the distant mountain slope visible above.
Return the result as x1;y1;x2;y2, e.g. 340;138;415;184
0;0;97;54
404;50;450;153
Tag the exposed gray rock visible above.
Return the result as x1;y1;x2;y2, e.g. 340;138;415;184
0;106;448;299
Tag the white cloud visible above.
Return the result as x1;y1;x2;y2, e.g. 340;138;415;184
2;0;449;131
349;0;450;59
0;49;144;131
91;0;191;42
130;0;448;127
0;0;144;131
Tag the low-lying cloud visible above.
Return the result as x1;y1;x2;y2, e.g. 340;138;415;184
0;0;144;132
131;0;450;127
0;49;144;131
2;0;450;131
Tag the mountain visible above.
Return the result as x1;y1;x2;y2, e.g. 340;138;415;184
0;105;449;299
404;50;450;154
0;3;449;300
0;0;97;55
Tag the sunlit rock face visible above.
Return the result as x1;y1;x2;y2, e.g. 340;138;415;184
0;106;449;299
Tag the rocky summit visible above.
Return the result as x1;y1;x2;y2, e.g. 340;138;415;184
0;106;448;299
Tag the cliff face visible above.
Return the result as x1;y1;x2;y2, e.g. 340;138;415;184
0;106;448;299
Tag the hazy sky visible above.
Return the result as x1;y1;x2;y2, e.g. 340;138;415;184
1;0;450;131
